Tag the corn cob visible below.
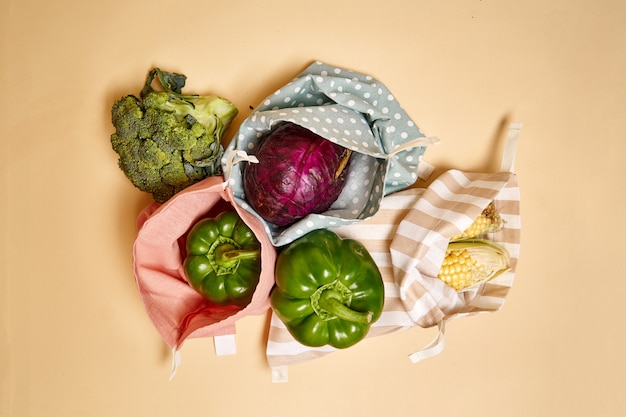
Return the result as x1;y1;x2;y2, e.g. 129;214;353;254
438;238;510;291
451;202;504;241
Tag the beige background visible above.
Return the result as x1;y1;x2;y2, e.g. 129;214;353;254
2;0;625;416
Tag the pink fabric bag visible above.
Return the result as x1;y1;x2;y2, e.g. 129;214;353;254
132;175;276;377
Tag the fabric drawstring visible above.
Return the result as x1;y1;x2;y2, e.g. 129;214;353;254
168;348;182;381
385;136;441;160
221;149;259;189
167;334;237;381
408;320;447;363
386;136;440;181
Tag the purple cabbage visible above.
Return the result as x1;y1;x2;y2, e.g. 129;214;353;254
243;122;351;227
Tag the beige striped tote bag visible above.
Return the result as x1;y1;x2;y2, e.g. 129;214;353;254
266;123;522;382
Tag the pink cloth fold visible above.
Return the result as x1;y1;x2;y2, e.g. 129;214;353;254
133;176;276;349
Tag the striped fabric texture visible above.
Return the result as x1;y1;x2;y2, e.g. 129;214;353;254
266;169;520;368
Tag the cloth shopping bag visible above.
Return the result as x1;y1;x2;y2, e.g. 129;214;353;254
222;60;439;246
133;175;277;378
265;123;522;382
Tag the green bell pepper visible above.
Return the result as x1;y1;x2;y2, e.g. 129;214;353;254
270;229;384;349
184;210;261;307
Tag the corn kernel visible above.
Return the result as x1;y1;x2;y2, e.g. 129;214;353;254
451;202;504;241
437;239;510;291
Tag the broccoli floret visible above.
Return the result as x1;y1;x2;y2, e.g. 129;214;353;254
111;96;145;140
110;68;238;203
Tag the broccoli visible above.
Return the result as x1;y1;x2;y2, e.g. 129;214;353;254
110;68;238;203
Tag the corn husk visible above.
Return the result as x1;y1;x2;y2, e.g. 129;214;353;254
450;202;505;241
438;238;510;290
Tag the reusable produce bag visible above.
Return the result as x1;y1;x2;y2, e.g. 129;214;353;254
133;175;277;378
222;61;439;246
266;123;522;382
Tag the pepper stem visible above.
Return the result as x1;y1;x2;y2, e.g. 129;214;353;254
208;238;260;275
214;244;260;266
317;289;373;324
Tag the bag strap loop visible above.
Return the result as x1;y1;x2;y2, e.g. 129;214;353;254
408;319;447;363
501;122;522;173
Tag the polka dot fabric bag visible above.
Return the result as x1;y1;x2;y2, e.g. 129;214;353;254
222;61;439;246
266;124;522;382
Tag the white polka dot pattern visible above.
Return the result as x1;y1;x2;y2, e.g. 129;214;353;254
223;61;432;246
